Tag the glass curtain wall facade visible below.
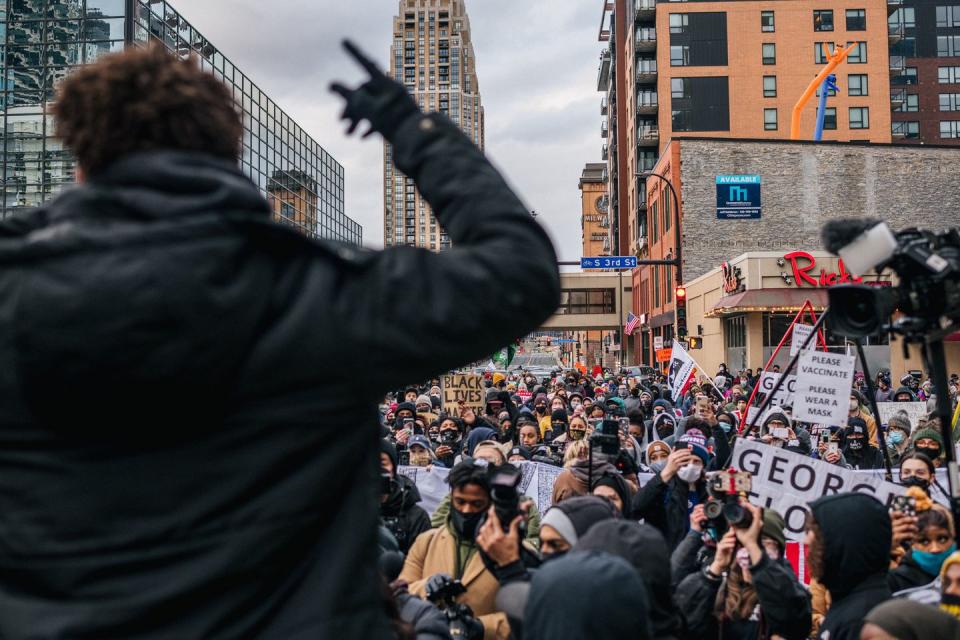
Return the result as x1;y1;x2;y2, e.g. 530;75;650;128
0;0;361;244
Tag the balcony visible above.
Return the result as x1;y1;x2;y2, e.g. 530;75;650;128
887;0;903;15
637;91;658;114
601;96;608;115
598;50;612;92
602;143;609;161
636;59;657;83
888;23;904;44
637;125;659;145
635;28;657;52
635;0;656;20
889;55;906;76
601;119;609;138
890;89;906;108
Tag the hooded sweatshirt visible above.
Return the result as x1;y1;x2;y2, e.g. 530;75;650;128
810;493;892;640
525;551;652;640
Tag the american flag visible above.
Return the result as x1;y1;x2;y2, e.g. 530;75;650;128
624;312;641;336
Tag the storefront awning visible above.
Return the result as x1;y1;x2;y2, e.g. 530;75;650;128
707;288;828;318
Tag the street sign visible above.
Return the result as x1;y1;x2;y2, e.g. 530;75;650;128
580;256;638;270
716;175;761;220
653;336;664;351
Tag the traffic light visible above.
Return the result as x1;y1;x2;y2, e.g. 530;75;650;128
688;336;703;349
675;285;688;338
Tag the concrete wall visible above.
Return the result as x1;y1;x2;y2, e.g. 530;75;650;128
679;138;960;282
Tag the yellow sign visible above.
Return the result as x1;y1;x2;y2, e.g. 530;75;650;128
441;374;486;410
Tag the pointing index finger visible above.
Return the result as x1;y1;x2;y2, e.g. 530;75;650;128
342;39;381;75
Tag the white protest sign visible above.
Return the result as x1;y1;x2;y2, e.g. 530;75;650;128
757;372;796;407
793;351;856;427
654;336;664;351
667;341;697;404
876;402;929;429
730;439;905;540
790;324;816;356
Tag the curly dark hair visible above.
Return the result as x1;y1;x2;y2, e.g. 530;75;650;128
806;514;826;582
54;45;242;177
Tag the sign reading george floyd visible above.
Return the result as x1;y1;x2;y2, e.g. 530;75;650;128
441;373;485;410
792;350;856;427
730;439;905;540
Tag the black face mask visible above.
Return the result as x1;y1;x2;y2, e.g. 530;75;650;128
450;508;484;541
499;427;516;444
657;422;675;439
439;430;461;445
917;446;941;461
901;475;931;494
847;439;864;452
551;422;567;436
535;404;547;413
941;593;960;607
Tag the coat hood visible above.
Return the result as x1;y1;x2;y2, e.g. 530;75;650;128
809;493;891;597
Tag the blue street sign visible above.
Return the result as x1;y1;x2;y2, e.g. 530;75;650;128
580;256;638;270
716;175;762;220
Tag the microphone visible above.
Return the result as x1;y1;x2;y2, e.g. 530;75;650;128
821;218;898;276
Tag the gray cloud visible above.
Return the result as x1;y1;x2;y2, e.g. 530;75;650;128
173;0;603;260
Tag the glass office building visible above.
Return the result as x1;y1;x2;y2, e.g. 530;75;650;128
0;0;362;244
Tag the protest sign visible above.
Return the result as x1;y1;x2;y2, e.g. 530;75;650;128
729;439;905;540
793;351;856;427
441;373;485;411
757;372;796;407
790;324;816;357
876;402;928;429
667;340;696;404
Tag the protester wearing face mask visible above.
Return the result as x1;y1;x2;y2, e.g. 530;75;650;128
400;461;512;639
567;392;583;412
900;452;936;494
886;412;913;466
842;418;884;470
645;441;671;473
544;409;568;444
941;551;960;620
761;411;812;456
551;439;619;504
848;391;879;447
653;412;677;443
434;417;465;468
676;505;812;640
910;426;945;467
379;440;432;553
591;471;634;517
861;599;960;640
496;411;516;445
888;487;957;593
633;429;710;548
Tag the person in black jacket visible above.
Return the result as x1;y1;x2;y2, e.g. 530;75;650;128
0;43;560;639
675;505;811;640
807;493;893;640
842;418;885;470
380;440;433;553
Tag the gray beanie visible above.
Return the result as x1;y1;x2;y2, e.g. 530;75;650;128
887;411;912;434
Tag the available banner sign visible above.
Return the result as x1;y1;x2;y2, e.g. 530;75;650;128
716;175;761;220
729;439;906;540
792;350;856;427
440;373;485;411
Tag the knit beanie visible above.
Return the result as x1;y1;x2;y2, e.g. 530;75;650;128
415;394;433;408
761;508;787;552
888;411;912;434
380;439;398;471
676;428;710;465
541;496;619;546
913;426;944;450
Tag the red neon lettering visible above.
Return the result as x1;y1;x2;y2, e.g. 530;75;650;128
784;251;818;287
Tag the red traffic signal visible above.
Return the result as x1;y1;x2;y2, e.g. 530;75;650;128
676;285;687;300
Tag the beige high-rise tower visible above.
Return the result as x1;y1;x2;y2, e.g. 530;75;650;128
384;0;484;250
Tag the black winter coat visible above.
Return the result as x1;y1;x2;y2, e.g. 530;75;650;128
381;475;432;553
843;444;885;470
675;554;811;640
632;473;708;549
0;112;559;637
888;552;938;593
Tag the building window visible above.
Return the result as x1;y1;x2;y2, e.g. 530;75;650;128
849;107;870;129
814;10;834;31
670;13;689;34
848;74;868;96
889;7;916;28
764;108;778;130
762;43;776;65
897;67;919;85
846;9;866;31
898;94;919;112
280;202;295;220
848;42;867;63
941;121;960;138
892;37;917;58
763;75;777;97
936;5;960;28
670;45;690;66
940;66;960;83
671;77;689;99
823;107;837;129
815;42;835;64
938;36;960;57
892;121;920;138
940;93;960;111
761;11;775;32
556;289;617;315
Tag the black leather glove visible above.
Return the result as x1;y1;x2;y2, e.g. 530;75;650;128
329;40;421;142
424;572;454;599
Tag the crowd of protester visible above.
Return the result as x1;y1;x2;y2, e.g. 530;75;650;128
378;366;960;639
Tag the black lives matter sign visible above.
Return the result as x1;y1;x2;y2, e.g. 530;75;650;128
441;373;485;411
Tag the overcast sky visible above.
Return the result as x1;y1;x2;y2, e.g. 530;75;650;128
173;0;601;260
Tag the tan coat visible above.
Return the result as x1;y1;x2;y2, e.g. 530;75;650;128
400;526;510;640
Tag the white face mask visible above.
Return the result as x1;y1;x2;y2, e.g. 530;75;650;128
571;401;581;409
849;400;859;411
677;463;701;483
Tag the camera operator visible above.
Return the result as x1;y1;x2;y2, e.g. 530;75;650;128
380;440;432;553
632;429;710;548
401;461;516;639
675;504;811;640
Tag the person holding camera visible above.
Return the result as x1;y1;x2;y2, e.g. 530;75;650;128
675;504;811;640
434;417;467;468
841;418;884;470
380;440;432;553
401;461;523;639
632;430;710;548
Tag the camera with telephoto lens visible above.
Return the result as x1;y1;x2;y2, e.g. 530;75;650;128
821;221;960;341
704;468;754;534
425;575;481;639
531;444;562;467
485;464;524;534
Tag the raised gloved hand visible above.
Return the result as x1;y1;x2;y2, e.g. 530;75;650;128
424;572;454;599
329;40;421;142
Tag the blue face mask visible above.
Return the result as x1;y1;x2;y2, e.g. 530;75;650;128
718;421;733;433
913;543;957;576
888;430;905;445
